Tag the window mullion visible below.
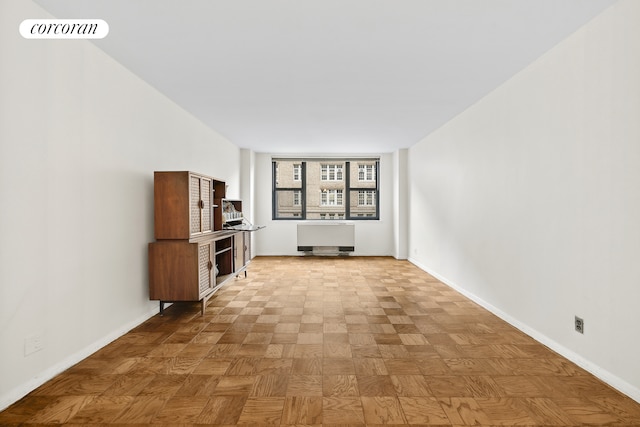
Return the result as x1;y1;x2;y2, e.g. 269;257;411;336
302;161;306;219
345;161;350;217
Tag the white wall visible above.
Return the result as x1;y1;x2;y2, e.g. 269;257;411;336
0;0;240;409
408;0;640;401
253;153;395;256
240;149;258;258
393;149;409;259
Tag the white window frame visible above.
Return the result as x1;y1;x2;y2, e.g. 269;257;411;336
321;189;343;206
358;164;375;181
321;164;343;181
358;190;376;206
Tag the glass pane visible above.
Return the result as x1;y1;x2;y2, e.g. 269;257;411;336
349;161;377;186
307;189;344;219
305;160;345;219
273;158;379;220
274;190;302;218
274;160;302;189
317;162;345;182
307;161;346;220
350;190;377;217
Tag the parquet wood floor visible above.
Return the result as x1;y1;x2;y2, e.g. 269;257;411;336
2;256;640;426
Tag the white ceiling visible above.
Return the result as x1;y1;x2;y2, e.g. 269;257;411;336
34;0;616;154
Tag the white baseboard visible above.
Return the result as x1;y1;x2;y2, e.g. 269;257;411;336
0;305;159;411
408;257;640;404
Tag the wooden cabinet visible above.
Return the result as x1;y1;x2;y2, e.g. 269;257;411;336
232;231;252;275
154;171;217;239
148;239;214;303
148;171;259;315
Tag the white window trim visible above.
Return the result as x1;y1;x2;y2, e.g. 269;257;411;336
358;190;376;206
321;189;343;206
358;164;375;181
321;164;343;181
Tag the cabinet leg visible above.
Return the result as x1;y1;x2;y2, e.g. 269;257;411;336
244;270;247;278
159;301;165;316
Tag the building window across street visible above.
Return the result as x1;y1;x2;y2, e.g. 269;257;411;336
273;158;379;220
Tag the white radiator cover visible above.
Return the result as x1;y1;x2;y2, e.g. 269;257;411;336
297;223;355;254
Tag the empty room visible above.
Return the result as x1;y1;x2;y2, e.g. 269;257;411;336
1;0;640;425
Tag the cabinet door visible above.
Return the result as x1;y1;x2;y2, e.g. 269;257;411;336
149;240;201;301
201;178;212;233
198;242;214;297
234;232;244;271
190;174;213;236
244;231;251;266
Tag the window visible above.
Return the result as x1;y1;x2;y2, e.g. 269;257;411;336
358;164;375;181
273;158;379;220
358;190;375;206
273;161;304;218
321;164;343;181
320;189;343;206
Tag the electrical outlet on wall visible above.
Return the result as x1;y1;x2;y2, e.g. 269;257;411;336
574;316;584;334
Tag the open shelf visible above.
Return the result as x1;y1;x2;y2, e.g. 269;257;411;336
215;236;233;281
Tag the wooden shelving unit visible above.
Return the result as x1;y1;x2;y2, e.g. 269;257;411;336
148;171;260;315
